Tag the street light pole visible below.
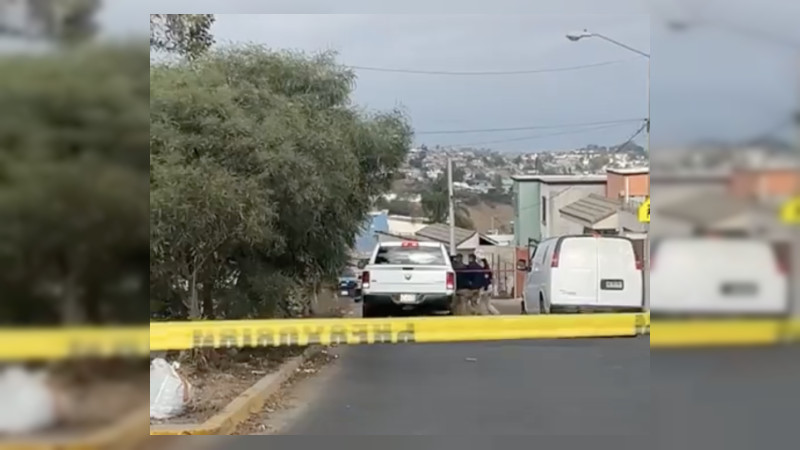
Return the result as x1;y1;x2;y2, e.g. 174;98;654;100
447;157;456;256
566;28;651;309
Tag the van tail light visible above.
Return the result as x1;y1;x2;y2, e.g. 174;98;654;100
361;271;371;289
773;244;789;276
635;258;643;271
777;260;788;276
551;249;560;268
446;272;455;290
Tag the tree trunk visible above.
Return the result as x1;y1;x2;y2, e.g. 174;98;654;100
188;266;200;319
201;282;215;319
61;273;85;324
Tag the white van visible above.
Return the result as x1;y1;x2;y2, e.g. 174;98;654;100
650;237;789;316
519;235;644;313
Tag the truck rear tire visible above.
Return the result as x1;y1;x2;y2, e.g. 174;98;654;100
362;302;387;318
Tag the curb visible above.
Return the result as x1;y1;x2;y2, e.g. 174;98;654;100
150;346;323;435
0;406;149;450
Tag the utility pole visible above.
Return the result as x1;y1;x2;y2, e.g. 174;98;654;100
448;157;456;256
643;57;651;311
792;63;800;319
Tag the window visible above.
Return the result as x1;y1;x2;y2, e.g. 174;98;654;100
373;245;447;266
539;244;550;264
542;196;547;225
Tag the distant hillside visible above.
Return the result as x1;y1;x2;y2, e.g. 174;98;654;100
465;201;513;234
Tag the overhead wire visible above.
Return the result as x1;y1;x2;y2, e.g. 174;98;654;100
344;58;639;76
446;120;647;148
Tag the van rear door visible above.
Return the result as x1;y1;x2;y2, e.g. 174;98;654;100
551;237;598;306
650;238;788;315
596;237;643;308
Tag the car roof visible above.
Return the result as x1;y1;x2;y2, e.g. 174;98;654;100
379;241;443;248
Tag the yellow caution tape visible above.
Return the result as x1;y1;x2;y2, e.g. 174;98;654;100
649;319;789;347
6;312;800;360
149;314;647;351
0;327;150;361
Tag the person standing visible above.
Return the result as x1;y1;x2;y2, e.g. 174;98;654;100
478;258;495;315
466;254;483;315
451;254;470;316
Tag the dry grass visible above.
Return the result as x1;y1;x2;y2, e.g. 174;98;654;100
466;201;513;233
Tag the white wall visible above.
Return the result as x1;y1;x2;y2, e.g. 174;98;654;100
457;233;481;251
387;216;428;236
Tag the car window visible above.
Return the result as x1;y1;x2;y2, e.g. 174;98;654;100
539;243;549;264
373;246;446;265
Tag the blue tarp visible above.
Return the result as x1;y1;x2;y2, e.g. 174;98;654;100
354;211;389;254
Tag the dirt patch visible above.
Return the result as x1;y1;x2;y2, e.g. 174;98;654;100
466;201;513;234
314;288;355;318
0;359;147;440
150;346;307;426
233;347;340;435
151;294;355;427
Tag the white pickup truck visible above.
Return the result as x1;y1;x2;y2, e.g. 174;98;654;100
360;241;455;317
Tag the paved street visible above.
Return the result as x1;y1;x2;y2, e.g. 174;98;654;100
652;346;800;450
171;337;800;448
281;338;649;435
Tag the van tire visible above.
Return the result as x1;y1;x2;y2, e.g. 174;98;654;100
539;294;550;315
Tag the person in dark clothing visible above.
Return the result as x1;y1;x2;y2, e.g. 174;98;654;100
451;254;470;315
480;258;493;290
466;254;484;314
478;258;496;315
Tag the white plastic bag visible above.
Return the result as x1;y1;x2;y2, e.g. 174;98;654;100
149;358;191;420
0;366;58;434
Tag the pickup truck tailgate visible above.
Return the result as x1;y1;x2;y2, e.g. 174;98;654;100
367;265;449;294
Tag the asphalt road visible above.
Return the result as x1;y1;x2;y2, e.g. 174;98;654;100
278;338;650;436
652;345;800;450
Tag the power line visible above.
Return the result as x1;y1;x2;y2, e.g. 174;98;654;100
345;58;638;76
447;121;645;147
416;118;646;135
613;120;648;151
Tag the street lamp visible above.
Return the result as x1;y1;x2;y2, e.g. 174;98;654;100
565;29;651;58
565;28;650;156
566;28;651;310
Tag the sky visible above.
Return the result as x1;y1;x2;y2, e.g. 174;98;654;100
125;1;797;152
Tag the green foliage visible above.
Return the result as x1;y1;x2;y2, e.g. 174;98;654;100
150;47;412;320
421;175;473;229
0;43;150;325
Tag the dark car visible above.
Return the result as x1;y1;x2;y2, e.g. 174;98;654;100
337;267;360;299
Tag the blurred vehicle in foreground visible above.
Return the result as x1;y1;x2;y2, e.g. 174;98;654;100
360;241;455;317
518;235;644;314
650;236;789;316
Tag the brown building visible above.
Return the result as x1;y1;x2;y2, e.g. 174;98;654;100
728;168;800;200
605;168;650;201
